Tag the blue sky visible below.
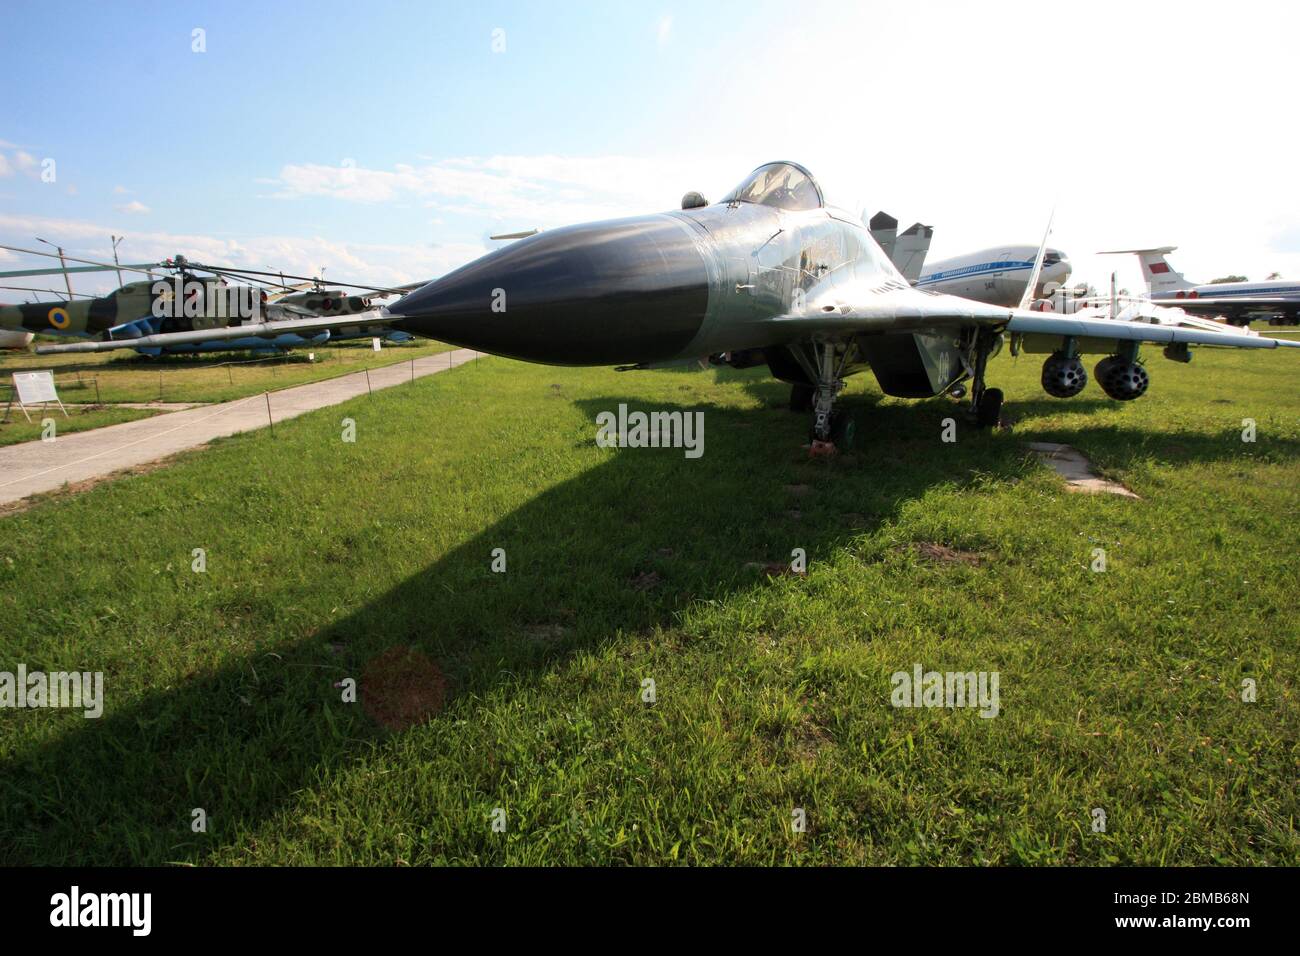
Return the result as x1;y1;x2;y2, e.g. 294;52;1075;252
3;0;1300;296
3;1;734;241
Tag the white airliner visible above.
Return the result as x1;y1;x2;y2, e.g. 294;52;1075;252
1103;247;1299;325
917;245;1072;306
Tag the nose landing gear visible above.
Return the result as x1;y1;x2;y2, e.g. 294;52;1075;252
792;340;857;454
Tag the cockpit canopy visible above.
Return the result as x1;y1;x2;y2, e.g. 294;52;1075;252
721;162;824;212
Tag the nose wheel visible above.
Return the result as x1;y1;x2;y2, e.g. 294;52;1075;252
810;347;843;445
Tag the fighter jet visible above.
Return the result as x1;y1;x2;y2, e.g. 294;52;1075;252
383;162;1297;447
35;162;1298;449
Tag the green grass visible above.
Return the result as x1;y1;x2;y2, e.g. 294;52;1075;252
0;342;1296;865
0;338;454;406
0;405;162;447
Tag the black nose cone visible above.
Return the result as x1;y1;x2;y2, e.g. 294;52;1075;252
390;215;710;365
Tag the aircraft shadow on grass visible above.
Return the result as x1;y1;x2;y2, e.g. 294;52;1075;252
3;391;1297;864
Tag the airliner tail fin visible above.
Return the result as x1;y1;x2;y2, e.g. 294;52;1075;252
1099;246;1192;293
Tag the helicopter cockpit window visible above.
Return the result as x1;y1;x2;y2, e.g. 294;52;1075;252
722;162;823;212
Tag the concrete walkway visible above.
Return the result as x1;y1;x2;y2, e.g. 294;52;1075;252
62;402;210;411
0;348;479;507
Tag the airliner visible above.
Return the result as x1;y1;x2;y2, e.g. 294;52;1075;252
917;246;1072;306
1103;247;1299;326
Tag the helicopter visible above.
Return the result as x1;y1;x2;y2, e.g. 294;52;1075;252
0;244;417;356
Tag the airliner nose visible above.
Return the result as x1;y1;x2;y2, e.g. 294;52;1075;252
390;215;711;365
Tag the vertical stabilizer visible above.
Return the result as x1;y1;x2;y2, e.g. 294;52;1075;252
868;211;898;261
1099;247;1192;293
892;222;933;284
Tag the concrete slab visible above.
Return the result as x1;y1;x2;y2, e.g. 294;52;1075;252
1027;441;1139;498
0;349;479;508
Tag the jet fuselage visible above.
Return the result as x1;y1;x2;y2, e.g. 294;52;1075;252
390;196;902;367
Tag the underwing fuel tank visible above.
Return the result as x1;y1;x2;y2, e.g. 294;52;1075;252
389;215;712;365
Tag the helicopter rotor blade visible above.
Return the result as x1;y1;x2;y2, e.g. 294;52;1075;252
0;284;99;299
0;243;167;279
0;262;162;280
180;261;419;295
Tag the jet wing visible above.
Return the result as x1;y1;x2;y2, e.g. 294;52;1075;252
1004;311;1298;350
33;311;402;354
770;283;1299;351
792;284;1020;329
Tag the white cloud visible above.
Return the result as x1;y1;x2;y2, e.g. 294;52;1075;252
115;200;150;215
12;151;37;176
113;185;129;194
0;211;485;297
657;15;673;46
0;154;11;178
270;153;748;232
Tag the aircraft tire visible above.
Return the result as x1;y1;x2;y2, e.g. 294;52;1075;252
975;387;1003;429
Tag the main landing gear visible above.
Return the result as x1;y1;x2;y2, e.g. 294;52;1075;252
966;328;1003;429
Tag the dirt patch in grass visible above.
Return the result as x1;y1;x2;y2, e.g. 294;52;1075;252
908;541;985;566
361;646;448;731
630;570;662;592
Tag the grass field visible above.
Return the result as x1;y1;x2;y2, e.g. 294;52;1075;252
0;338;454;406
0;405;163;448
0;338;1296;865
